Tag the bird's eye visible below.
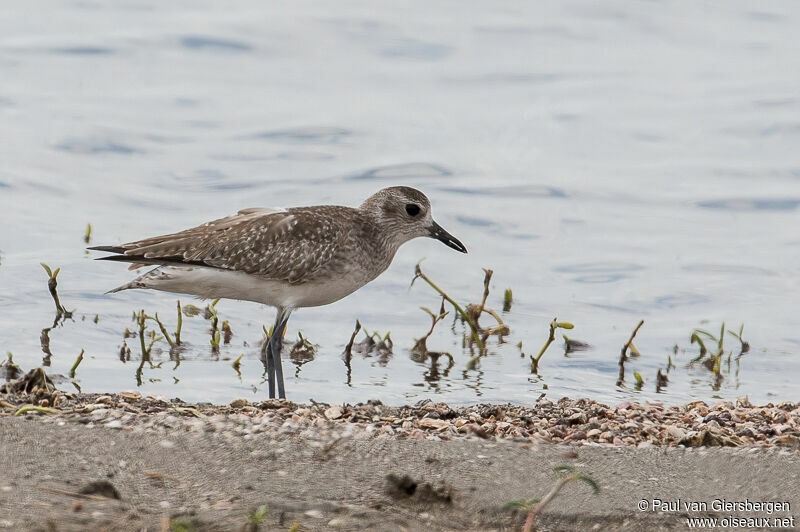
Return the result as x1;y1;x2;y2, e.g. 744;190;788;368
405;204;421;217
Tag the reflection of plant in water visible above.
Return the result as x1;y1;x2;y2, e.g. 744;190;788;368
423;351;454;386
563;334;590;354
407;300;456;389
122;302;191;384
656;368;669;392
460;368;485;397
231;354;244;380
344;321;393;361
689;322;749;391
2;352;22;381
341;320;394;385
289;331;316;377
38;263;76;367
40;327;53;366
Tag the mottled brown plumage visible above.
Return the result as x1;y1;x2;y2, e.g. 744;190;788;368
90;186;466;399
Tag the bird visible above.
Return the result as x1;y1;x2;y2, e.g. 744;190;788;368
89;186;467;399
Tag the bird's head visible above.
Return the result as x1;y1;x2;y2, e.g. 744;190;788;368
360;186;467;254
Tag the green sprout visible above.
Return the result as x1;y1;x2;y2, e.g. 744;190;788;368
503;498;541;511
505;465;599;532
136;310;148;359
150;313;175;348
175;300;183;344
412;300;449;357
726;323;749;353
503;288;513;312
206;299;221;352
633;371;644;390
411;263;483;352
69;349;85;378
169;520;197;532
690;322;732;386
2;352;21;380
40;263;72;321
245;505;268;530
617;320;644;386
14;405;59;416
530;318;574;373
222;320;233;344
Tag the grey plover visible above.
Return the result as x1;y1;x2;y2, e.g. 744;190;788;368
90;186;467;399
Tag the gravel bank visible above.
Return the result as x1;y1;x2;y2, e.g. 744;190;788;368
2;383;799;450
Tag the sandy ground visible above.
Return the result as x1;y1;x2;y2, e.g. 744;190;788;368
1;412;798;532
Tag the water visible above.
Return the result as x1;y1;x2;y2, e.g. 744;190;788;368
2;1;799;406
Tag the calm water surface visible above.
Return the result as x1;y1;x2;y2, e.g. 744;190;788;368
1;1;800;405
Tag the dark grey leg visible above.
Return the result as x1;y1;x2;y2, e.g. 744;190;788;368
266;341;276;398
268;308;292;399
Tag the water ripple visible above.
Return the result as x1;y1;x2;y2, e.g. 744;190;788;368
164;168;261;192
455;215;496;228
50;46;115;55
682;263;775;276
653;293;710;308
245;127;352;144
277;152;334;161
349;163;452;180
54;137;143;155
440;185;567;198
379;38;452;60
697;198;800;211
555;262;644;283
180;35;253;52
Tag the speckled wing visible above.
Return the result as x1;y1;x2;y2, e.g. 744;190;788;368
103;206;352;284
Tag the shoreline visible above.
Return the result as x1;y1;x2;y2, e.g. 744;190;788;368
2;386;799;530
2;385;798;449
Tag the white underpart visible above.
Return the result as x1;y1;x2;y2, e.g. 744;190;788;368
113;264;373;309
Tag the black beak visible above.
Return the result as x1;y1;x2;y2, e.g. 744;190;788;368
429;221;467;254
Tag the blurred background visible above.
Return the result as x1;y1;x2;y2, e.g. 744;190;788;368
1;1;799;405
